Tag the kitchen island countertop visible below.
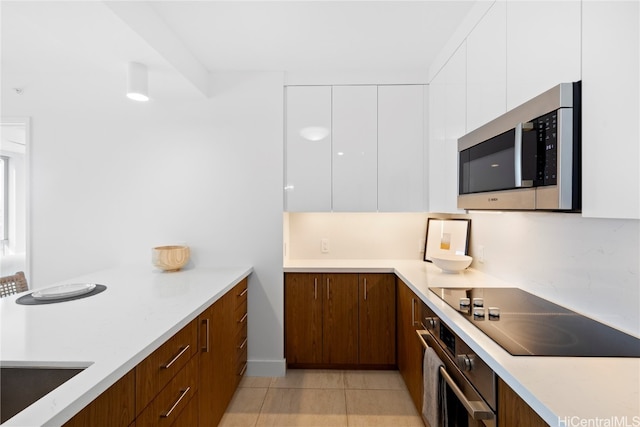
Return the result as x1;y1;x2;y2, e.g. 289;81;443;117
284;259;640;427
0;265;252;426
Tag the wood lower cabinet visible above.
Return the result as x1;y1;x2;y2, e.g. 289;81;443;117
135;320;199;417
322;274;359;364
359;273;396;366
498;377;549;427
136;355;199;426
284;272;395;368
63;369;136;427
199;278;248;427
64;278;249;427
397;279;424;412
284;273;323;365
234;279;249;386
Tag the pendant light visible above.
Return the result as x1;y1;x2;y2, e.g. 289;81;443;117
126;62;149;102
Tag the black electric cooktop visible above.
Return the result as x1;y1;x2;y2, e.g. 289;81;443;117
430;287;640;357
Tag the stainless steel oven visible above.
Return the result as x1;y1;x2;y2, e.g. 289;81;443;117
418;303;496;427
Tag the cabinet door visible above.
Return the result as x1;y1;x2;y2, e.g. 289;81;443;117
63;369;135;427
581;1;639;219
323;273;359;364
358;274;396;366
429;42;467;214
498;378;549;427
396;280;423;412
199;290;235;426
332;86;378;212
284;273;323;365
466;0;506;131
506;0;581;110
285;86;332;212
378;85;425;212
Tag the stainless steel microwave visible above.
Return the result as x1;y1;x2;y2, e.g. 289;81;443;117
458;81;581;211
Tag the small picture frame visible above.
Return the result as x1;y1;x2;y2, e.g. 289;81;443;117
423;218;471;262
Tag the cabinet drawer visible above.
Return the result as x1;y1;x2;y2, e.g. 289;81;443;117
236;347;248;387
236;327;248;355
234;279;248;308
136;356;199;427
168;390;199;427
235;300;248;327
136;320;198;415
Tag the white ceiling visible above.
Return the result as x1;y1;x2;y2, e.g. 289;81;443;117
1;1;476;98
150;1;475;72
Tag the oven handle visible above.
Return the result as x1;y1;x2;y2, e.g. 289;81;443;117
417;330;495;422
439;366;494;421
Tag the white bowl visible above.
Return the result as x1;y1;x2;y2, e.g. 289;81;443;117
430;253;472;273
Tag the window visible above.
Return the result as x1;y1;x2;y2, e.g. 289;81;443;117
0;155;8;242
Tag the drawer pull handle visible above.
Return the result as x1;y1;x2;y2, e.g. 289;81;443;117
364;278;368;301
238;288;248;297
239;337;248;350
161;386;191;418
201;318;210;352
239;362;248;377
162;345;190;369
411;298;416;327
238;313;248;324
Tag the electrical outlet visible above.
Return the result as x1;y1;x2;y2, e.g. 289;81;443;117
321;238;330;254
478;245;485;263
419;239;425;253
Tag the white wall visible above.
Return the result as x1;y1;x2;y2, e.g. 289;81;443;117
467;212;639;336
1;69;286;376
287;212;432;260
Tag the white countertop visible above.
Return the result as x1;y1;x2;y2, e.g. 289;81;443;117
284;259;640;427
0;265;252;426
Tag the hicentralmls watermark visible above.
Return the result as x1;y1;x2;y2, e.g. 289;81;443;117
558;416;640;427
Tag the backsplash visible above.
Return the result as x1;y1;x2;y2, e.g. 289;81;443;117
286;212;639;336
468;212;639;336
285;212;434;260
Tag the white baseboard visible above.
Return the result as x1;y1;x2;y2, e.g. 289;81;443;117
246;358;286;377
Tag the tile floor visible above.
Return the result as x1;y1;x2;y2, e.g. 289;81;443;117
219;369;424;427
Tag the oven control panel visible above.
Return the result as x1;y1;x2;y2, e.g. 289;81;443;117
440;322;457;355
421;300;497;411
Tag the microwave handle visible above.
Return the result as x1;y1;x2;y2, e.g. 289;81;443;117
514;122;534;188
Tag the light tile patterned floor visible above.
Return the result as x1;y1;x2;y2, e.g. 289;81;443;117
219;369;424;427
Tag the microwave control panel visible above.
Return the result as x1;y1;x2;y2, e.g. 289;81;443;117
536;111;558;186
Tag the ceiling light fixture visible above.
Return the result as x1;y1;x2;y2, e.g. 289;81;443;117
126;62;149;102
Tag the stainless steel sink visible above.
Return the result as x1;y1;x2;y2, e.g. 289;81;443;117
0;366;85;423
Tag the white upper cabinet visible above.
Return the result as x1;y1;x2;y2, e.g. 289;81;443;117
285;84;426;212
377;85;425;212
285;86;332;212
581;1;639;219
429;42;467;214
506;0;581;110
428;73;446;213
466;1;507;132
332;85;378;212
